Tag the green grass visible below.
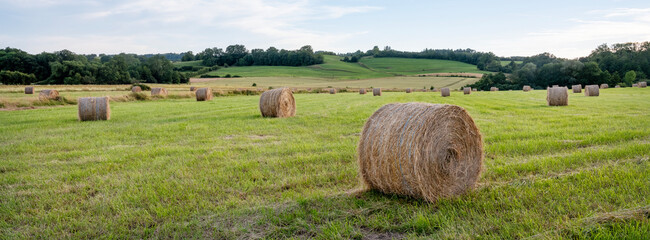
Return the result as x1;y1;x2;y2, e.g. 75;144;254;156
172;60;204;67
1;88;649;239
359;57;489;75
192;76;478;89
500;60;523;66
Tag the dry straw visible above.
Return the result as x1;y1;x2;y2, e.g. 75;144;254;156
472;88;477;92
329;88;337;94
131;86;142;92
25;86;34;94
359;88;366;94
196;88;213;101
490;87;498;91
547;87;568;106
585;85;600;96
357;102;484;203
151;88;168;96
523;85;531;92
615;85;620;88
78;97;110;121
190;86;197;91
552;85;559;88
639;82;647;88
463;87;471;95
38;90;59;101
406;88;412;93
572;84;582;93
633;84;639;87
440;87;450;97
259;87;296;118
373;88;382;96
600;84;609;89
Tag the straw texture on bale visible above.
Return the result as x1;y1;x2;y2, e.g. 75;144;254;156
38;90;59;101
373;88;382;96
406;88;412;93
190;86;197;91
440;88;450;97
600;84;609;89
584;85;600;96
546;87;568;106
151;88;168;96
463;87;471;95
490;87;498;91
639;82;647;88
357;102;484;203
78;97;110;121
259;87;296;118
572;84;582;93
131;86;142;92
359;88;366;94
25;86;34;94
329;88;337;94
523;85;531;92
196;88;213;101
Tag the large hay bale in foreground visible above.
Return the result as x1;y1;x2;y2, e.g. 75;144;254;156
196;88;213;101
38;90;59;101
329;88;337;94
406;88;412;93
572;84;582;93
441;88;450;97
373;88;382;96
639;82;647;88
259;87;295;118
358;102;483;203
151;88;167;96
131;86;142;92
78;97;110;121
523;85;531;92
463;87;471;95
25;86;34;94
359;88;366;94
546;87;568;106
600;84;609;89
490;87;498;91
585;85;599;96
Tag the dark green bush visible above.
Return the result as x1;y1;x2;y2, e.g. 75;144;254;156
131;83;151;91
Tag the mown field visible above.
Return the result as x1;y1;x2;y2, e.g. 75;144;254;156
1;88;649;239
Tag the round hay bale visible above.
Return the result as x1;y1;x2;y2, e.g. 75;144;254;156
259;87;295;118
38;90;59;101
357;102;483;203
472;88;477;92
196;88;213;101
359;88;367;94
463;87;471;95
615;85;620;88
584;85;599;96
132;86;142;92
406;88;412;93
639;81;647;88
490;87;498;92
600;84;609;89
373;88;382;96
441;88;450;97
329;88;337;94
151;88;168;96
78;97;110;121
572;84;582;93
523;85;531;92
190;86;197;91
632;84;639;87
546;87;568;106
552;85;559;88
25;86;34;94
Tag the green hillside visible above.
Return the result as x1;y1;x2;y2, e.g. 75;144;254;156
359;57;489;75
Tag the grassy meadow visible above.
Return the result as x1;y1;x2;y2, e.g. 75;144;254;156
1;87;649;239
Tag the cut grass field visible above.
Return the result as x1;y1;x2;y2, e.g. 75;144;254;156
1;88;649;239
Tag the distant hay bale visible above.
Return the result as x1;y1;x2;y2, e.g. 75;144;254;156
472;88;477;92
615;85;620;88
373;88;382;96
463;87;471;95
359;88;366;94
132;86;142;92
639;82;647;88
190;86;197;91
441;87;450;97
330;88;337;94
25;86;34;94
600;84;609;89
523;85;531;92
151;88;168;96
584;85;599;96
259;87;295;118
490;87;498;91
632;84;638;87
406;88;412;93
78;97;110;121
38;90;59;101
196;88;213;101
572;84;582;93
546;87;568;106
358;102;483;203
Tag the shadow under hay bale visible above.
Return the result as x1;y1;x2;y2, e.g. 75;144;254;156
25;86;34;94
151;88;167;96
259;87;295;118
357;102;483;203
39;90;59;101
639;82;647;88
463;87;471;95
600;84;609;89
547;87;568;106
373;88;382;96
585;85;599;96
490;87;498;91
441;88;450;97
523;85;531;92
572;85;582;93
78;97;110;121
131;86;142;92
359;88;366;94
196;88;213;101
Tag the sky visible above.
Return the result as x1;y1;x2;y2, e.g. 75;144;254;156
1;0;650;58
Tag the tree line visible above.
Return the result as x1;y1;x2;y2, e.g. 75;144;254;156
0;48;188;85
181;45;324;67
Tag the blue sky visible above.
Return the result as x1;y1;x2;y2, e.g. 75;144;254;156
1;0;649;58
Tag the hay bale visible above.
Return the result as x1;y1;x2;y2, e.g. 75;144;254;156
78;97;110;121
633;84;639;87
151;88;168;96
406;88;412;93
615;85;620;88
490;87;498;91
132;86;142;92
584;85;599;96
552;85;559;88
472;88;477;92
359;88;366;94
523;85;531;92
373;88;382;96
546;87;568;106
441;88;450;97
639;82;647;88
25;86;34;94
600;84;609;89
259;87;295;118
329;88;337;94
190;86;197;91
196;88;213;101
357;102;483;203
38;90;59;101
463;87;471;95
572;84;582;93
